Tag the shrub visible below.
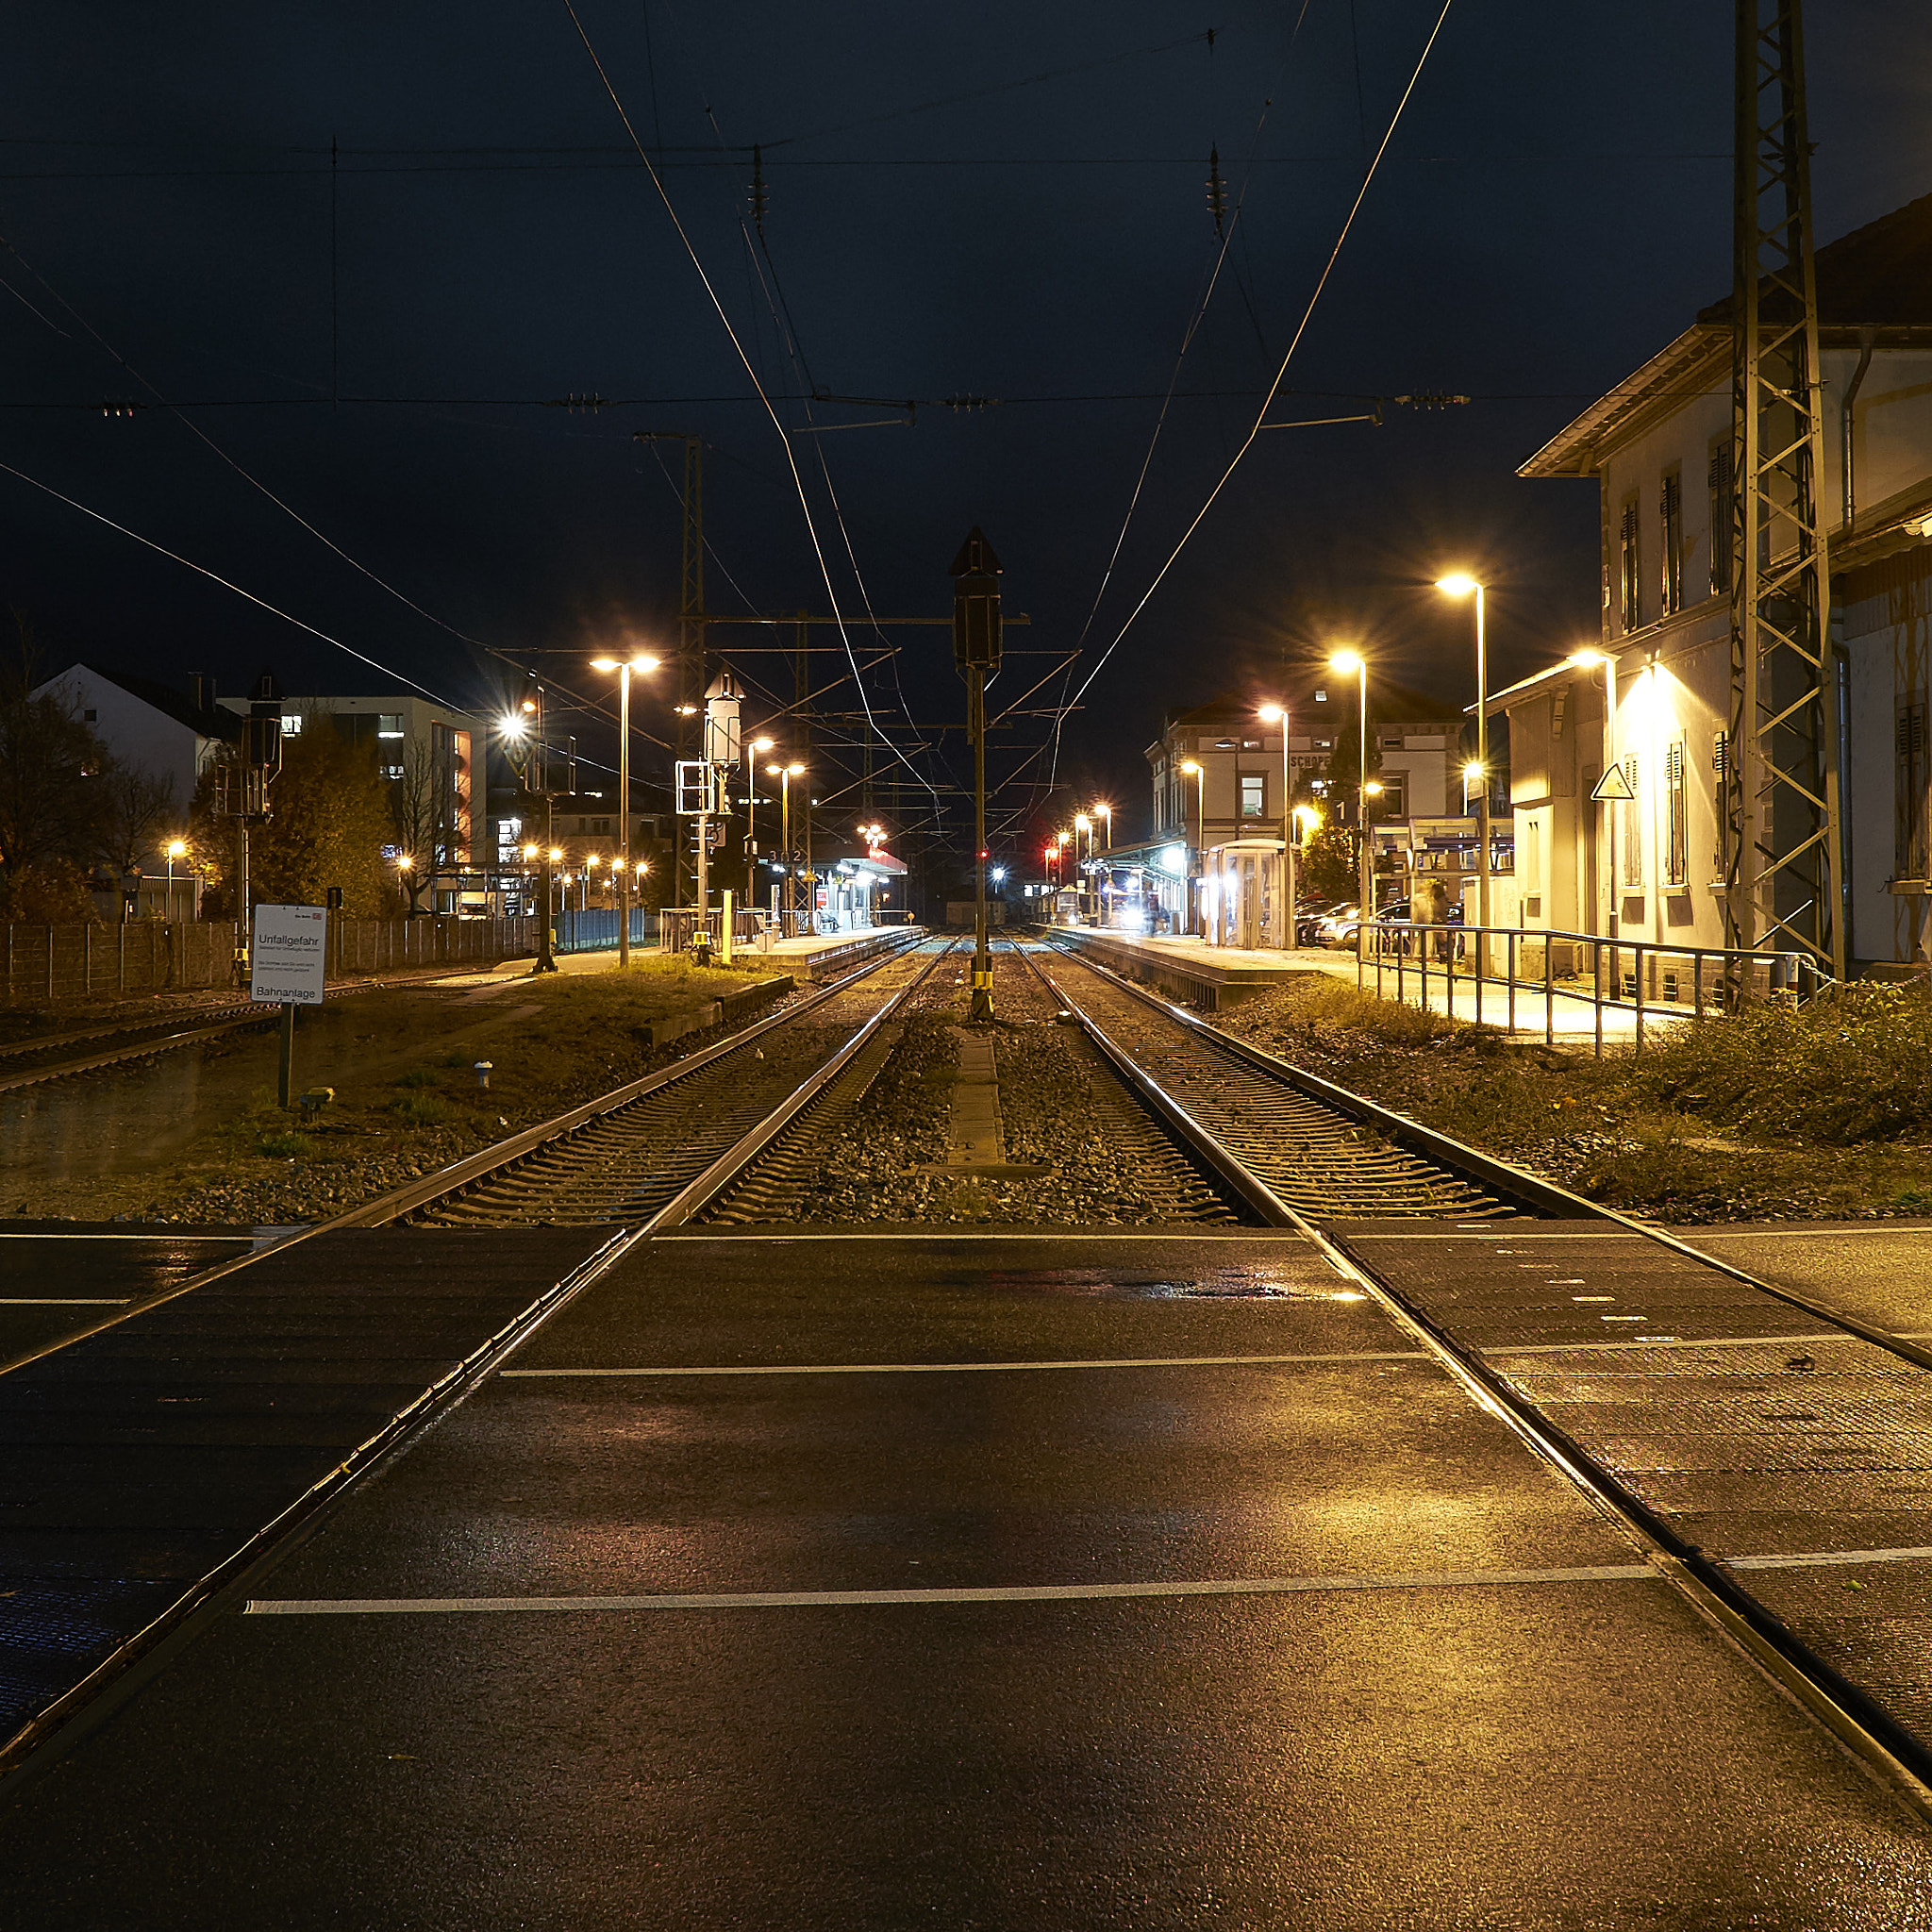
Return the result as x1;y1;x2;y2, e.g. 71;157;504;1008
1626;981;1932;1142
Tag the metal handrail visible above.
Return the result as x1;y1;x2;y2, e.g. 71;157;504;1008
1356;917;1836;1055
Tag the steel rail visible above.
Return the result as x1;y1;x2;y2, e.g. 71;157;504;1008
650;940;961;1229
1032;934;1932;1821
0;936;943;1785
1041;935;1932;1381
0;932;924;1381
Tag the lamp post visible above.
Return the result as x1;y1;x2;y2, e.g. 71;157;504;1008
1074;813;1091;917
1179;758;1206;938
768;761;804;933
1567;649;1613;934
590;652;660;970
1437;575;1490;974
1257;703;1297;951
744;735;774;896
1327;652;1370;947
165;839;187;921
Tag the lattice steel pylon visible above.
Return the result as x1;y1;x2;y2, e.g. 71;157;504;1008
1724;0;1843;977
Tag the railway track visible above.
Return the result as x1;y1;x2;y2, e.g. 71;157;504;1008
410;935;958;1229
1019;939;1519;1223
13;924;1932;1820
1028;931;1932;1817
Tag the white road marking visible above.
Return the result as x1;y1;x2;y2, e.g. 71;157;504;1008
245;1563;1659;1615
1727;1546;1932;1571
1488;1331;1841;1357
501;1350;1431;1379
0;1233;250;1242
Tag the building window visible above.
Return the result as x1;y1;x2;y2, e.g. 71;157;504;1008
1898;699;1929;879
1659;469;1683;616
377;713;405;739
1708;446;1734;598
1525;816;1542;894
1620;756;1642;886
1619;498;1641;633
1379;774;1407;819
82;708;97;723
279;713;303;734
1240;774;1264;818
1664;740;1688;885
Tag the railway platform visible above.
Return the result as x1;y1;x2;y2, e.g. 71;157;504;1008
1058;924;1654;1040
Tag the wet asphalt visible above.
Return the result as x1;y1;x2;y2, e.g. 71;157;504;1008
0;1228;257;1362
2;1231;1930;1928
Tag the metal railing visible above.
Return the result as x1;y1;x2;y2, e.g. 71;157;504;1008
1357;920;1834;1055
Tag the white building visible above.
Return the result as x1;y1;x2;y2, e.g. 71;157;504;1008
1130;682;1468;944
1511;190;1932;973
31;665;236;833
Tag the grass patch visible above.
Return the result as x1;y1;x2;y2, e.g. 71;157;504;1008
389;1091;449;1126
256;1130;316;1159
395;1067;440;1088
1215;973;1932;1224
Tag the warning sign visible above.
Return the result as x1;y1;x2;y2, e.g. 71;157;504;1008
251;903;328;1006
1591;764;1636;803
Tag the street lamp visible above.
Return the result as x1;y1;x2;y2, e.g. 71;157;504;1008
395;852;416;916
1568;648;1615;934
1179;758;1206;938
1257;703;1297;951
1437;574;1491;973
1327;652;1370;942
767;761;805;932
164;838;188;918
743;735;775;891
590;651;661;969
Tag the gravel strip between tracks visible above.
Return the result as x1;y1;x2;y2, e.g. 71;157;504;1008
766;945;1235;1227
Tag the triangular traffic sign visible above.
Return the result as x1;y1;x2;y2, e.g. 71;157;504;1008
1591;763;1636;802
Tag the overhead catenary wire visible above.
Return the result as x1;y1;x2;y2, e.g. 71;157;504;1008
558;0;942;826
1049;0;1459;744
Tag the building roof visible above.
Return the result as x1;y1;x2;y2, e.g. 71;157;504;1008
59;662;242;742
1156;676;1461;740
1521;189;1932;479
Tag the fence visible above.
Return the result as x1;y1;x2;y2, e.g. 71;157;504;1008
1357;920;1834;1056
0;916;535;1007
555;908;661;956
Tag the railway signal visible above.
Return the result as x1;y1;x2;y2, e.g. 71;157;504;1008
952;526;1003;1022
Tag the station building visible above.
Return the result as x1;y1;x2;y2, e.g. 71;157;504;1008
1508;189;1932;974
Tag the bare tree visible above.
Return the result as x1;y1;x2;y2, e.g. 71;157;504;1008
0;613;113;921
97;767;177;881
389;740;440;914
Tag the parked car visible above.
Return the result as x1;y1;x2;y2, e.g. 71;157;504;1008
1367;898;1465;959
1317;904;1363;948
1292;900;1338;946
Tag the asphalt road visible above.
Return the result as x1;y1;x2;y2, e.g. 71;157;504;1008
2;1229;1928;1929
0;1228;257;1363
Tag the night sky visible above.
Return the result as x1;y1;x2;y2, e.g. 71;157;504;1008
4;2;1929;858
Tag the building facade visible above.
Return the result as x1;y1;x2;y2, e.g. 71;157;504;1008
1513;191;1932;972
1132;683;1467;941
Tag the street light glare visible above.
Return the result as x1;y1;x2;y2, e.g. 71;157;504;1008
1567;648;1607;667
1257;703;1284;723
165;840;188;858
752;736;775;753
787;761;806;774
1436;574;1479;597
1327;651;1363;675
1179;758;1202;775
1463;761;1484;781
